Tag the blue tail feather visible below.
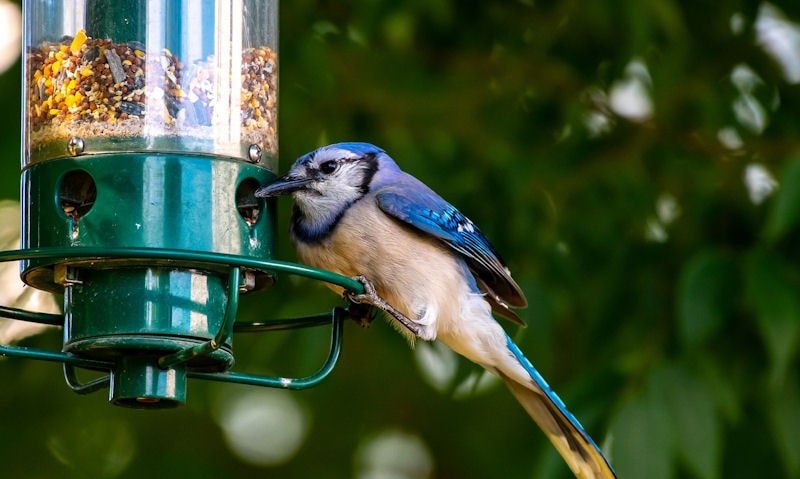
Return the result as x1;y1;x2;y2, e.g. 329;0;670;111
504;332;614;476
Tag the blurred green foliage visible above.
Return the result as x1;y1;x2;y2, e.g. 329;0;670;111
2;1;800;478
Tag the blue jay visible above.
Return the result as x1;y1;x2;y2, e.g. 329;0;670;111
256;142;615;479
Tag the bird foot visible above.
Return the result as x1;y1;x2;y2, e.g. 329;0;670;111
344;275;421;336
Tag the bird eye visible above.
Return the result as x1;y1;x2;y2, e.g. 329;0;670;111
319;160;338;174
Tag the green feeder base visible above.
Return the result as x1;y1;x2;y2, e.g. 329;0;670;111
63;266;235;372
111;356;187;408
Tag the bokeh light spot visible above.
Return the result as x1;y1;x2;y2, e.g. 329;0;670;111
216;388;310;467
0;1;21;74
355;428;434;479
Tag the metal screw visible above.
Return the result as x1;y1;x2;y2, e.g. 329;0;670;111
248;144;262;163
54;264;84;287
67;137;85;156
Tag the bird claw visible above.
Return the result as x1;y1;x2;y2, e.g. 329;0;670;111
343;275;378;304
344;275;421;336
342;275;376;327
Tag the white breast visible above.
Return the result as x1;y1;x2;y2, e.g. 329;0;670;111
295;199;469;340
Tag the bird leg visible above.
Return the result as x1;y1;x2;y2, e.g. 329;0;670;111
344;275;421;336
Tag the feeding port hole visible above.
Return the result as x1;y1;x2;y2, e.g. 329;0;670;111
57;169;97;221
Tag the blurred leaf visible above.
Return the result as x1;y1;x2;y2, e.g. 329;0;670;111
697;357;741;424
677;250;738;348
611;366;722;479
652;366;721;479
768;376;800;478
745;249;800;383
765;155;800;242
609;386;673;479
47;416;136;478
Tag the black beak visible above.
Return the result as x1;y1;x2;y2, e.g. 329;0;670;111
255;175;313;197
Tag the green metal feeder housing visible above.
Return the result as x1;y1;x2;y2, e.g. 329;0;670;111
0;0;363;408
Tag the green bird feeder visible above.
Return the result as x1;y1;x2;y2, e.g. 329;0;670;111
0;0;363;408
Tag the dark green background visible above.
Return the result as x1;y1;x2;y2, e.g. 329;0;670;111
2;1;800;478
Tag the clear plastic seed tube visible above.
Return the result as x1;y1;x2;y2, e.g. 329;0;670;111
23;1;278;167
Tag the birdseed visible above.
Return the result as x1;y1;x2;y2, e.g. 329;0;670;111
26;29;277;162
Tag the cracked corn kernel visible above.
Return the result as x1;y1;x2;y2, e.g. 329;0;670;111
70;29;87;55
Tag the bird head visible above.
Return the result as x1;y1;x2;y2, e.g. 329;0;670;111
256;143;392;227
257;142;386;205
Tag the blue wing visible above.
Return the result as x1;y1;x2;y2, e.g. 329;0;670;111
374;175;527;319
